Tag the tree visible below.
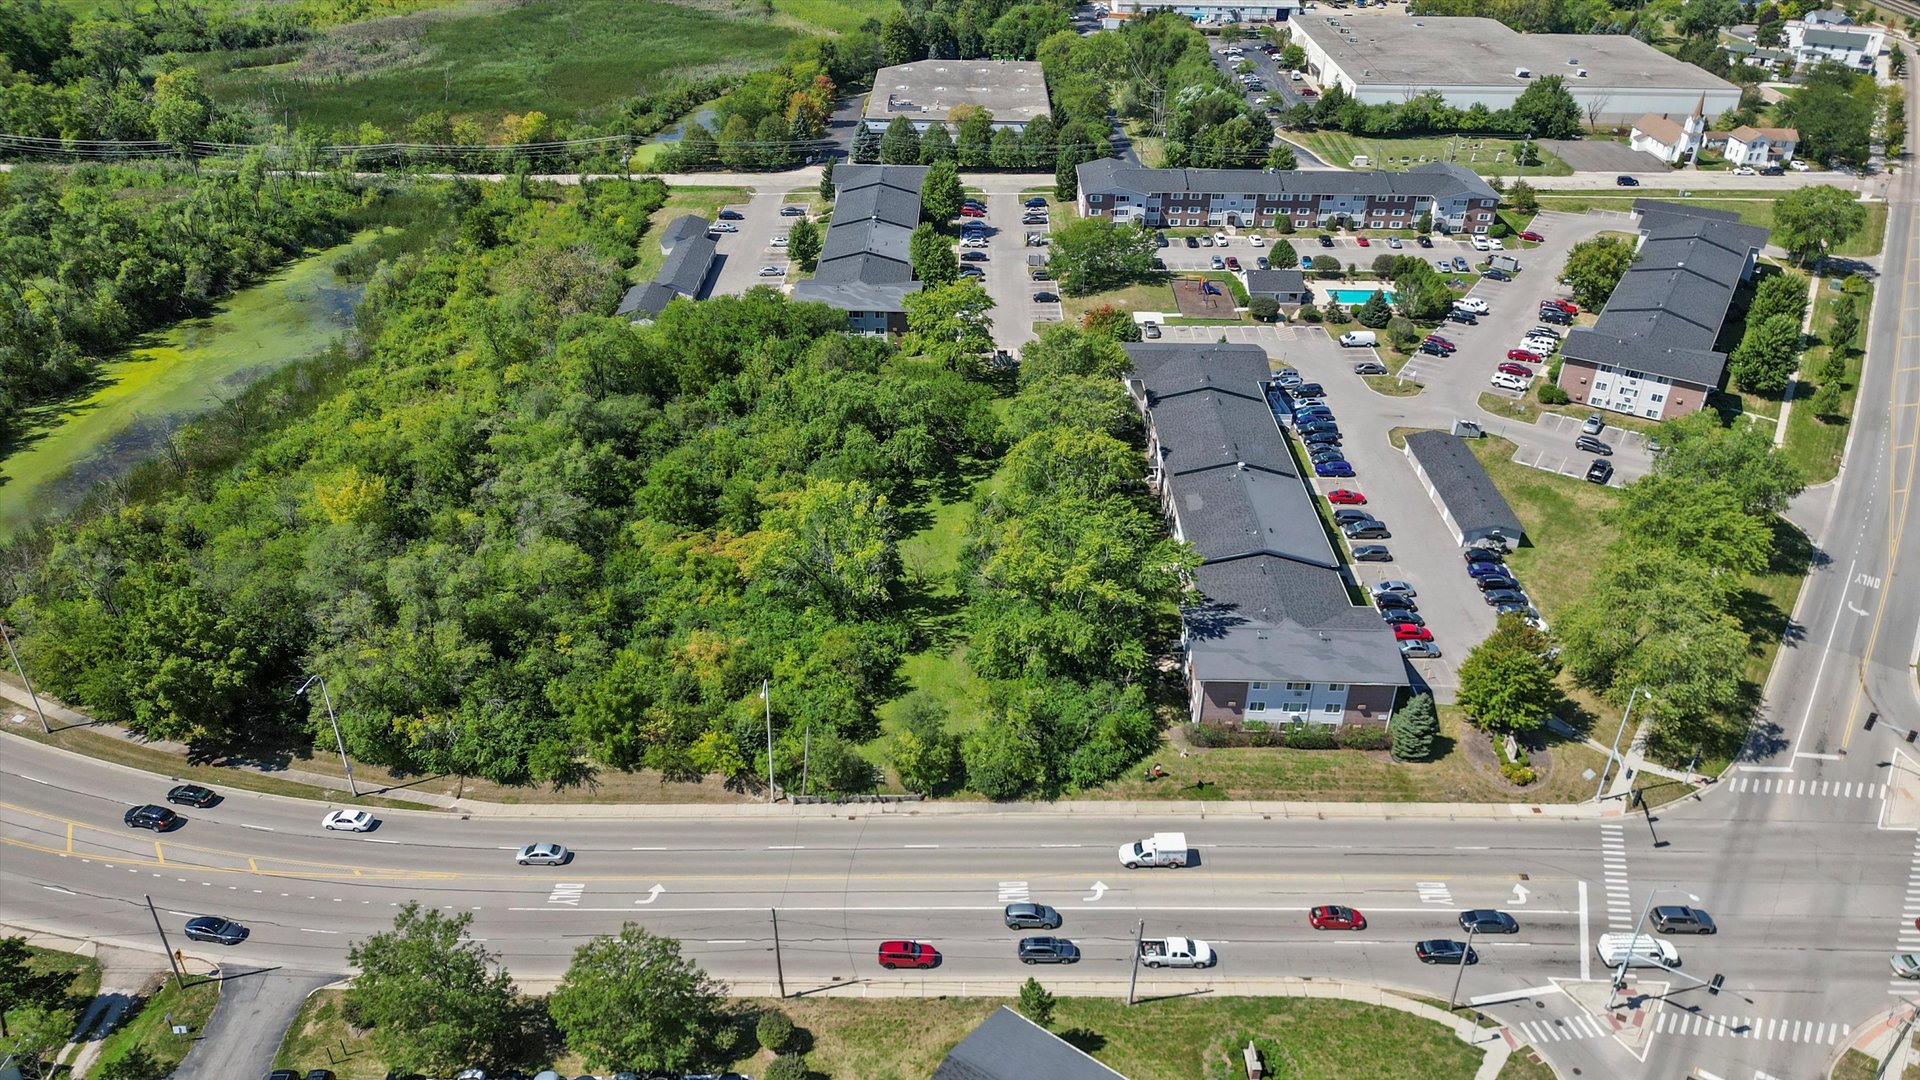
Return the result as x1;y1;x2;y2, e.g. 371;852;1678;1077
1653;411;1805;514
1055;152;1079;202
1676;0;1740;37
1355;289;1392;328
910;223;959;285
1779;65;1878;166
1455;614;1559;736
98;1046;166;1080
1772;185;1868;265
1266;142;1298;171
1249;295;1281;322
819;158;835;199
920;160;964;224
1830;297;1861;354
882;12;918;65
550;924;728;1073
150;66;212;162
764;1055;811;1080
1280;43;1307;70
0;934;40;1037
1557;550;1749;721
902;280;996;370
1390;693;1437;761
1049;217;1159;297
990;126;1026;169
1559;237;1636;309
1507;178;1537;214
3;1004;74;1080
1607;474;1773;575
1509;74;1582;139
1747;272;1808;328
919;123;956;164
852;123;881;163
1018;977;1056;1027
757;1008;796;1053
956;108;994;167
1080;303;1142;342
344;904;519;1078
1018;322;1132;382
1730;313;1801;396
788;218;822;272
1810;382;1845;418
891;693;962;793
749;478;901;618
880;115;922;165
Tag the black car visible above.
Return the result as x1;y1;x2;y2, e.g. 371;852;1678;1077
1303;432;1342;448
1444;309;1477;325
1463;548;1504;564
1760;165;1784;176
1294;382;1325;397
1417;939;1478;965
1374;593;1415;612
780;205;808;216
1318;235;1336;248
1484;268;1512;282
1018;936;1080;964
1458;909;1520;934
1156;231;1169;247
1351;544;1392;562
1482;588;1526;606
1004;903;1063;930
183;915;248;945
1416;235;1434;248
1294;414;1337;430
124;804;179;831
1381;608;1425;626
1332;508;1374;525
1026;197;1048;208
1185;235;1200;248
1418;341;1451;357
717;209;744;221
961;252;988;263
1586;459;1615;485
1032;292;1059;303
1344;521;1390;540
1309;446;1347;465
1615;174;1640;186
167;784;218;807
1575;435;1612;456
1475;574;1520;592
266;1072;300;1080
304;1072;335;1080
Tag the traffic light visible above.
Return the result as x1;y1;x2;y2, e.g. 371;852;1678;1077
1708;974;1725;996
1867;712;1879;731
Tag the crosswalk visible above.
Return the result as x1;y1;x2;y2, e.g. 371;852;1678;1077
1600;823;1631;932
1512;1013;1611;1044
1651;1011;1850;1044
1725;776;1887;799
1891;834;1920;992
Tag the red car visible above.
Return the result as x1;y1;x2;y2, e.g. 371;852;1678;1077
1309;905;1368;931
1391;623;1433;642
959;207;984;218
1356;236;1371;247
1326;489;1367;505
1225;256;1242;270
1424;334;1456;351
878;941;938;969
1506;348;1542;363
1497;362;1534;378
1544;299;1578;315
1300;87;1319;97
1518;230;1545;242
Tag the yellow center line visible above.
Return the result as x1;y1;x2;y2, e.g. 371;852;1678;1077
64;822;73;853
154;841;165;866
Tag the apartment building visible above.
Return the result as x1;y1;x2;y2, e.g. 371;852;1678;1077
1077;160;1500;234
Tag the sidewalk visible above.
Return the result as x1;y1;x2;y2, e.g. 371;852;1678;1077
1833;1001;1917;1078
1545;717;1706;806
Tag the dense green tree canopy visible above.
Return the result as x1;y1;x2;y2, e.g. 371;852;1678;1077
345;904;520;1077
549;924;729;1073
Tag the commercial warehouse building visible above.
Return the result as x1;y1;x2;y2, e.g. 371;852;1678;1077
862;61;1050;136
1554;201;1769;421
1288;15;1740;124
792;165;927;336
1076;159;1500;234
1124;342;1405;729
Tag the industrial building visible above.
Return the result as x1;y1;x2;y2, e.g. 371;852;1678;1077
862;61;1050;136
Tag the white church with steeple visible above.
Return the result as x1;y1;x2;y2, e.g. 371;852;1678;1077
1629;94;1709;164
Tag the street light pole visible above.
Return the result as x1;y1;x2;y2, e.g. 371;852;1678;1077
296;673;359;797
146;894;186;992
0;621;50;734
1595;687;1650;802
1448;921;1480;1009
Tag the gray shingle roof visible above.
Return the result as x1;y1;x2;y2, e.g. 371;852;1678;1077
1174;463;1337;568
655;229;717;299
659;213;710;250
615;281;678;319
835;182;922;230
933;1007;1127;1080
1245;268;1307;298
790;278;923;313
833;164;929;196
1149;389;1295;478
1561;329;1729;387
1186;556;1410;687
1078;159;1497;202
803;165;929;315
819;217;914;270
1404;431;1524;541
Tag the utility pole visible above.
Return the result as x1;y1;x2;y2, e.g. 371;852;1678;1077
761;680;776;802
296;673;359;796
1595;687;1649;801
0;621;49;734
146;894;185;991
1127;919;1145;1006
1448;921;1480;1009
802;725;811;798
771;908;786;999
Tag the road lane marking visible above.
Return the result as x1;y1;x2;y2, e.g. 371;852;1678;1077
39;885;73;895
766;845;804;850
298;928;340;934
706;939;748;944
903;844;940;849
1578;879;1590;983
240;824;274;832
18;775;47;784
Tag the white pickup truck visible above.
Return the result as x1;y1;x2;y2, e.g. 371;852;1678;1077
1140;936;1215;968
1118;831;1188;868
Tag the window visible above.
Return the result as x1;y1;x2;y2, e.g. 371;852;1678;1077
1391;208;1405;216
1244;193;1257;200
1594;382;1609;392
1282;703;1309;714
1328;683;1346;691
1650;393;1665;403
1286;682;1311;691
1251;681;1268;690
1247;700;1267;712
1394;195;1407;202
1324;703;1342;714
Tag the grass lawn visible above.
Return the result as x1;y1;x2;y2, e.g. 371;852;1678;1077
91;974;221;1080
1496;1047;1561;1080
197;1;803;136
2;943;103;1039
630;186;753;282
1061;281;1179;323
771;0;901;33
1782;279;1873;484
1533;195;1887;256
1293;131;1572;177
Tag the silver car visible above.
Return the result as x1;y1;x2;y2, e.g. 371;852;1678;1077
516;843;570;866
1400;640;1441;659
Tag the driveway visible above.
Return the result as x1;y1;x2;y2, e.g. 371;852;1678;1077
171;967;336;1080
709;191;796;297
1541;139;1672;174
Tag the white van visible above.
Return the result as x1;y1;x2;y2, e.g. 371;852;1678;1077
1339;330;1378;348
1595;933;1680;969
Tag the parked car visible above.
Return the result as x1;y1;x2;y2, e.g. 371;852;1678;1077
1651;906;1717;935
124;804;179;831
1615;175;1641;186
1459;910;1520;934
1581;413;1606;435
1789;159;1810;171
322;809;375;832
1482;588;1526;606
1315;460;1355;477
1027;197;1049;208
1211;255;1226;270
1332;508;1374;525
1392;623;1434;642
1387;236;1402;249
1470;235;1492;252
1518;230;1544;242
1424;334;1457;351
1490;373;1528;392
1400;640;1441;659
1451;256;1470;272
1318;235;1336;248
1416;235;1434;248
1417;939;1478;964
1033;291;1060;303
770;234;789;246
878;941;938;969
710;222;738;233
1356;236;1371;247
167;784;218;807
1544;299;1579;315
183;916;248;945
1326;489;1366;505
1351;544;1392;562
1380;608;1424;627
758;266;783;277
1371;580;1417;597
960;251;988;262
1417;341;1451;357
1224;256;1242;271
1214;232;1229;246
1274;368;1303;387
1248;234;1265;247
1464;547;1504;564
1586;459;1614;485
1142;322;1161;339
1475;574;1521;592
1309;905;1367;931
1521;335;1560;354
1731;166;1755;176
1030;269;1051;281
718;209;744;220
1256;256;1270;270
1466;561;1509;578
1575;434;1612;456
1444;309;1477;325
1353;360;1388;375
957;265;985;279
1493;602;1531;618
781;205;808;216
1343;520;1390;540
515;843;571;865
1507;348;1541;363
959;206;985;217
961;236;988;248
1310;445;1347;465
1435;257;1454;272
1200;235;1215;247
1185;236;1200;248
1303;432;1342;449
1374;593;1416;612
1454;297;1489;314
1293;382;1326;397
1018;936;1080;964
1497;363;1534;378
1485;268;1512;282
1005;903;1063;929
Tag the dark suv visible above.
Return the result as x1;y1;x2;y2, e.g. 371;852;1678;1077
1017;936;1080;964
1651;905;1717;934
1004;903;1062;930
1574;435;1612;456
124;804;179;831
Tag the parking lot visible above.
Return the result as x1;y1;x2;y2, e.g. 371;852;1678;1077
1209;38;1309;116
709;191;802;296
970;191;1059;353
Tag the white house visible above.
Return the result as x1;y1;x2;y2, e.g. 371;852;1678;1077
1716;125;1798;166
1629;96;1708;164
1784;17;1883;71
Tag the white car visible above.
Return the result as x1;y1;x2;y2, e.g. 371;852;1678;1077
1214;232;1229;246
1370;580;1417;597
758;266;784;277
711;222;738;233
322;809;375;832
1731;166;1755;176
1490;372;1529;392
1291;71;1303;81
1487;237;1505;250
1454;297;1489;314
516;843;571;866
1522;334;1560;353
770;235;789;247
961;236;988;248
1470;235;1492;251
1789;159;1810;171
1248;233;1265;247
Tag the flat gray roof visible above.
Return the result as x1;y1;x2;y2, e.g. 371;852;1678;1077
1296;16;1737;93
865;61;1051;125
1079;159;1496;202
1404;431;1525;542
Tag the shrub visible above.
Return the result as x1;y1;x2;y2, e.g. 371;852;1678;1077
757;1009;795;1054
1487;220;1510;239
1249;295;1281;322
1018;977;1056;1027
1282;722;1336;749
1537;384;1571;405
1500;762;1538;786
1390;693;1437;761
1185;722;1234;747
1298;302;1323;323
764;1054;811;1080
1336;725;1391;751
1279;218;1296;234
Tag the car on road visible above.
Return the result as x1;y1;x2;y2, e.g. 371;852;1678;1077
1353;360;1388;375
1581;413;1606;435
1315;460;1355;477
1586;459;1614;485
1318;235;1335;248
1651;906;1716;934
781;205;808;216
1327;489;1366;505
516;843;571;866
758;266;784;277
1497;363;1535;378
1575;434;1612;456
1459;910;1520;934
1033;291;1060;303
1343;520;1389;540
718;209;744;220
1351;544;1392;562
1005;902;1063;929
1464;547;1503;564
183;915;248;945
1483;588;1526;606
1507;348;1542;363
1416;235;1434;248
1400;640;1441;659
1450;256;1470;272
1309;905;1367;931
1475;574;1520;592
1731;166;1755;176
1615;175;1640;186
1391;623;1433;642
1332;508;1375;525
1417;939;1478;964
1894;954;1920;979
1211;255;1226;270
322;809;375;832
124;804;179;831
1518;230;1545;243
710;222;738;233
878;940;938;969
1018;936;1080;964
167;784;218;807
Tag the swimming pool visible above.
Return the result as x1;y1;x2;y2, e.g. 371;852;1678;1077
1327;287;1396;305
